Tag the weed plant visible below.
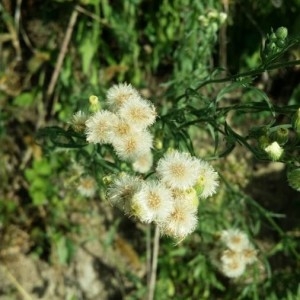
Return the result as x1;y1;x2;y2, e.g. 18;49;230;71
1;1;300;300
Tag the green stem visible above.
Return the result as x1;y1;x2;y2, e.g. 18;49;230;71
176;59;300;102
147;225;160;300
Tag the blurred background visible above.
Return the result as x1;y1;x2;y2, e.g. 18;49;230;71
1;0;300;299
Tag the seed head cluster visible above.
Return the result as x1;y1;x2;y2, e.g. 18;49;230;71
72;83;220;241
85;83;157;172
108;149;219;241
218;229;257;278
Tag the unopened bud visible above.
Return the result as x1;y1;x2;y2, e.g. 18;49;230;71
89;95;101;112
154;138;163;150
102;175;112;185
270;127;289;145
219;12;227;24
287;168;300;191
275;27;288;40
269;32;277;42
292;108;300;135
258;135;270;150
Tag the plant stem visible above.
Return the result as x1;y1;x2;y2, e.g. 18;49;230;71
148;225;160;300
146;224;152;288
175;59;300;102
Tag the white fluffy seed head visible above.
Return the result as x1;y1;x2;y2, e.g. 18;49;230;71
77;176;97;198
71;110;88;133
220;249;240;264
112;130;153;162
156;150;201;190
171;188;199;213
131;180;173;223
107;174;142;214
221;252;246;278
106;83;140;112
195;160;219;199
220;229;250;252
159;200;198;239
85;110;118;144
118;96;157;129
132;151;153;174
241;244;258;265
109;117;135;140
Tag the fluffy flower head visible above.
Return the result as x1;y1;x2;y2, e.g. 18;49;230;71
77;176;97;198
106;83;140;111
112;130;153;161
118;96;156;129
132;151;153;174
241;244;258;265
221;253;246;278
71;110;88;133
131;180;173;223
156;150;201;190
171;188;199;213
195;160;219;198
109;117;134;140
107;174;142;214
159;199;198;239
220;229;250;252
264;141;284;161
85;110;118;144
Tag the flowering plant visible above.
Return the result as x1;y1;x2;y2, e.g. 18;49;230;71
37;26;300;299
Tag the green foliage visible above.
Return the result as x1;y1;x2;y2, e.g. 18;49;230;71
1;1;300;299
25;157;57;205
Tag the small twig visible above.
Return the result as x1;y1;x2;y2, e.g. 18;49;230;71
0;265;33;300
147;225;160;300
2;4;22;59
45;5;79;101
75;5;108;25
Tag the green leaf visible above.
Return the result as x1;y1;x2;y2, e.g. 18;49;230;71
36;126;87;149
13;92;35;107
79;34;97;75
33;159;52;176
247;86;275;117
32;190;46;206
56;236;74;265
216;81;249;103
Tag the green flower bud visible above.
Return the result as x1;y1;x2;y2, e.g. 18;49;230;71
269;32;277;42
287;168;300;191
219;12;227;24
270;127;289;145
275;39;286;48
292;108;300;135
258;135;271;149
265;42;277;55
89;95;101;112
207;10;219;19
102;175;112;186
154;138;163;150
275;27;288;40
154;130;164;150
